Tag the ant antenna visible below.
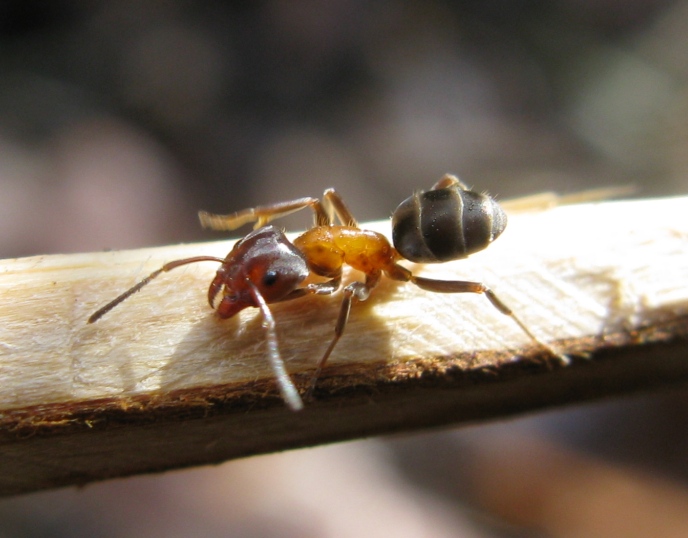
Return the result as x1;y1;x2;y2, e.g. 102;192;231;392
247;281;304;411
88;256;225;324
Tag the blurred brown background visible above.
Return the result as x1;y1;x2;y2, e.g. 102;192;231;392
1;1;687;536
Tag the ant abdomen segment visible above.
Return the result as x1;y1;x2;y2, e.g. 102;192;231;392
89;174;557;411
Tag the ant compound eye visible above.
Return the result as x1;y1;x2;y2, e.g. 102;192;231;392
263;270;278;286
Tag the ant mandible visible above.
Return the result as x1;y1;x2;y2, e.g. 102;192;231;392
88;174;552;411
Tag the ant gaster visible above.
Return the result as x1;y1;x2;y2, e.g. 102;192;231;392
89;174;552;411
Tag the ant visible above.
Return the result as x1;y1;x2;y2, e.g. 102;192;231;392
89;174;555;411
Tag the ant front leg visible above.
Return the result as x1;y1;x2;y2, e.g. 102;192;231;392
306;272;380;398
271;275;343;303
199;196;332;231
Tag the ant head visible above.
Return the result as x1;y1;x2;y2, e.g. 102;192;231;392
209;226;310;319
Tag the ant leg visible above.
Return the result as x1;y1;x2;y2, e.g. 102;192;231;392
397;271;567;363
431;174;470;191
306;273;380;398
323;188;359;227
199;197;332;231
88;256;225;324
271;275;343;303
246;281;304;411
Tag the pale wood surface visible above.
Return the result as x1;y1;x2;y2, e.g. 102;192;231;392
0;195;687;495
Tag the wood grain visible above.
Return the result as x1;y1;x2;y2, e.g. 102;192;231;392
0;195;686;496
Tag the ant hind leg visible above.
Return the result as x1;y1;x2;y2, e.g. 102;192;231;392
323;188;359;227
409;274;569;364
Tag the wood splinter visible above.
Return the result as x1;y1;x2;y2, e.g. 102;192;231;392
0;193;686;496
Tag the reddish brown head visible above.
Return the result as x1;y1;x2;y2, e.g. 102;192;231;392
208;226;310;319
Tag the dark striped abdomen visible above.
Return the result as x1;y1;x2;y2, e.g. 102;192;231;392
392;185;507;263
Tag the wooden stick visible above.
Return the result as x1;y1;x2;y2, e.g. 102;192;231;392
0;195;686;496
